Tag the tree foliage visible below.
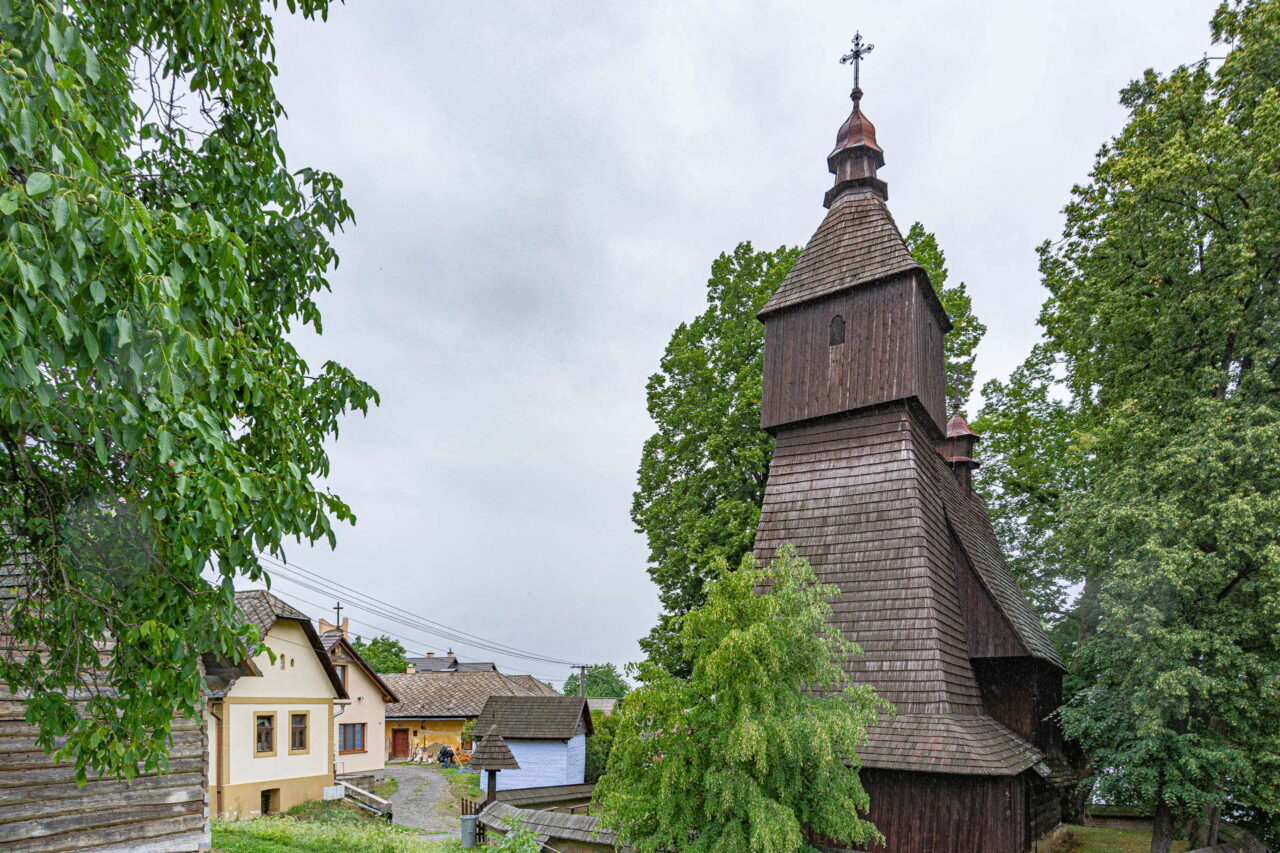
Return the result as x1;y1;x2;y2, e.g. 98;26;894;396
904;223;987;414
595;547;887;853
633;231;985;674
973;1;1280;843
0;0;373;781
562;661;630;698
351;636;409;675
585;708;618;784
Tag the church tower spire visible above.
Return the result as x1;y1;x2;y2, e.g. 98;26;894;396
828;33;886;206
751;38;1069;852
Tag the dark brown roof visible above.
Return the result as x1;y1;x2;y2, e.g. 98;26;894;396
475;696;593;741
470;725;520;771
945;411;978;438
759;191;924;318
233;590;348;700
861;713;1044;776
319;631;343;652
382;670;560;719
405;655;498;672
754;405;1060;775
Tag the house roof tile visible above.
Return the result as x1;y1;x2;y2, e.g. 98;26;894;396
475;696;593;741
382;670;559;719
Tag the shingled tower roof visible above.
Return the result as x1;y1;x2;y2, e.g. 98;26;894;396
754;72;1064;787
470;725;519;771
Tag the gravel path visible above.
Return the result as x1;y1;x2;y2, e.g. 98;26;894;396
382;763;458;837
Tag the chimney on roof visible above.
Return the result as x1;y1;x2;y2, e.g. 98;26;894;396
942;412;980;492
317;617;350;640
426;652;435;658
406;663;416;674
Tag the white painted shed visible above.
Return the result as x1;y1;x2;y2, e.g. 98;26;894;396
474;696;593;791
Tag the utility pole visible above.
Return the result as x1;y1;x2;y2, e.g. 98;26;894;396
571;664;591;697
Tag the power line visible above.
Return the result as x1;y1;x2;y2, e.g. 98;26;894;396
258;555;581;666
257;561;575;681
263;579;568;684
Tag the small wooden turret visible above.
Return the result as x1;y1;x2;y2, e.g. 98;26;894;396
469;725;519;802
942;411;980;492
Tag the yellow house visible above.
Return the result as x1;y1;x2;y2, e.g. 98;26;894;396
380;670;560;759
207;590;348;817
317;621;398;782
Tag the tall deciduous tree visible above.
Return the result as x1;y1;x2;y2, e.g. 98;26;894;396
563;662;630;698
595;547;887;853
974;2;1280;847
633;232;984;674
351;636;410;675
0;0;374;780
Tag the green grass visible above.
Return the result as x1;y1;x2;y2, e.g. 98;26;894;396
375;776;399;799
212;815;457;853
433;767;482;822
1066;824;1191;853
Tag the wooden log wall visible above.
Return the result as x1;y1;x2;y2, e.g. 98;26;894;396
0;690;210;852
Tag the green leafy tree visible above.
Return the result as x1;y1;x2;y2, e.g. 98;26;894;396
0;0;374;781
973;2;1280;846
562;662;630;698
634;231;985;674
903;223;987;413
351;636;409;675
596;547;887;853
584;708;618;784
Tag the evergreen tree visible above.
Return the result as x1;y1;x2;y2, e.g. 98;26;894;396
595;547;887;853
0;0;373;780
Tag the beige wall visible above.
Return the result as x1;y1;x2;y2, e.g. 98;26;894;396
332;659;386;777
209;619;339;818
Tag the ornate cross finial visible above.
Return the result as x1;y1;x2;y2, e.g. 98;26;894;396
840;31;875;99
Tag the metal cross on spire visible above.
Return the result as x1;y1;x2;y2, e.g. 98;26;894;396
840;31;875;97
333;600;343;624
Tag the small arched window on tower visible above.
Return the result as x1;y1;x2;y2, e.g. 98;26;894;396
829;314;846;346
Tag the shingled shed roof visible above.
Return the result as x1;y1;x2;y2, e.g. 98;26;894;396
470;726;519;771
382;670;559;719
861;713;1045;776
475;695;593;741
759;191;928;319
480;801;621;849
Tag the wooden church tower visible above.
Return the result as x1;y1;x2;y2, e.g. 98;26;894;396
753;39;1068;853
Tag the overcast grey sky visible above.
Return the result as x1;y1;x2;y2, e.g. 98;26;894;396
261;0;1221;686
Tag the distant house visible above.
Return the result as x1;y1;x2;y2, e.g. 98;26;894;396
474;695;593;790
381;670;559;758
208;590;348;818
404;652;497;673
586;697;619;716
317;622;398;784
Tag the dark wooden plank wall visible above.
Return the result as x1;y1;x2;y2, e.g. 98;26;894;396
857;769;1028;853
970;659;1066;759
761;274;946;433
0;690;208;852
